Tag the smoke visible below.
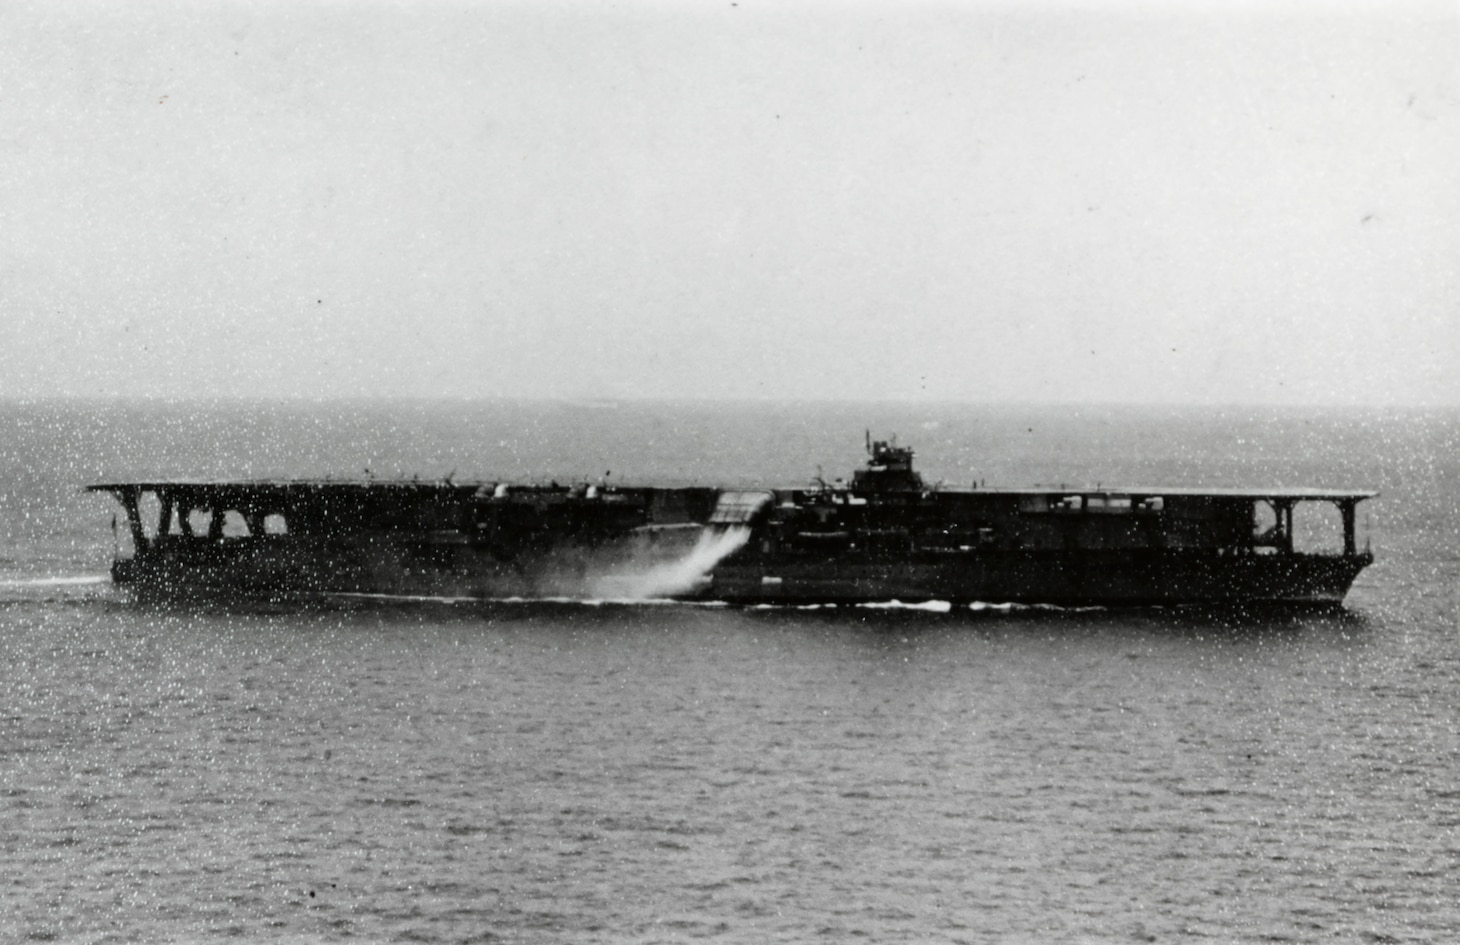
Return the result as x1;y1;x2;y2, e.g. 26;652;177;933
597;524;752;600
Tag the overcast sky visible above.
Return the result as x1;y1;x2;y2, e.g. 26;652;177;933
2;0;1456;405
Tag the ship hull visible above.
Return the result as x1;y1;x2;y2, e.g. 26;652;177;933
112;537;1370;609
703;548;1372;607
112;527;719;603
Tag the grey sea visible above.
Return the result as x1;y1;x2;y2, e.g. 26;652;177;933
2;400;1457;944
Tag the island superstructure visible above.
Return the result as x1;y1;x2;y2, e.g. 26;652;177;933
88;438;1376;607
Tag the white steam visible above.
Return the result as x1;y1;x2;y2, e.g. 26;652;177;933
598;524;751;600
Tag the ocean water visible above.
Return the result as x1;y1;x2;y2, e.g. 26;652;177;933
1;399;1457;943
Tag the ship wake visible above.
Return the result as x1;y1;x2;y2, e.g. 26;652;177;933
0;575;110;587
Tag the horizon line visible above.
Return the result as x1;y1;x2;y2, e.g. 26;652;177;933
1;393;1457;412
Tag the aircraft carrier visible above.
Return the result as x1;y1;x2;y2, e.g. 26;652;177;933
88;437;1376;607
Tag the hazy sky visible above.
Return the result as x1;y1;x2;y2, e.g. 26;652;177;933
2;0;1456;405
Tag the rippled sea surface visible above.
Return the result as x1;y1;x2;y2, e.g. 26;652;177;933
2;401;1457;943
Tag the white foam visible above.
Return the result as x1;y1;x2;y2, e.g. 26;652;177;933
0;575;110;588
857;599;953;613
327;591;733;609
329;591;477;604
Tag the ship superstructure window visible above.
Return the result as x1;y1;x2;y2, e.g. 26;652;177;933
264;513;288;535
1022;494;1164;515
